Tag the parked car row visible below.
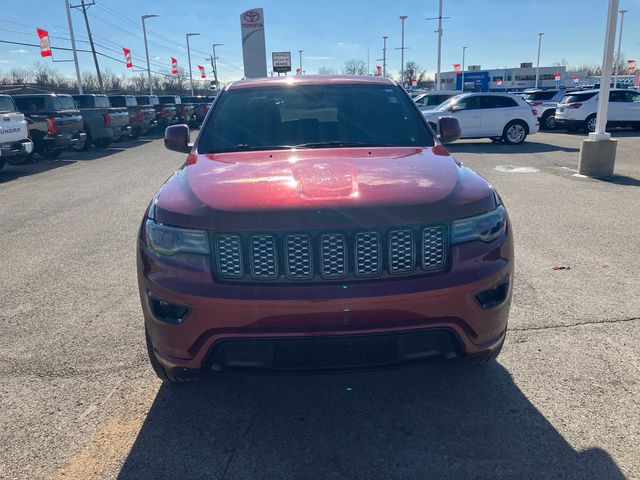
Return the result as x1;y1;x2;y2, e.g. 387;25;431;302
0;92;215;168
413;86;640;143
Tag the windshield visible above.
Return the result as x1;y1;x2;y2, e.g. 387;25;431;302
198;84;434;153
0;96;16;112
53;96;77;110
435;96;460;111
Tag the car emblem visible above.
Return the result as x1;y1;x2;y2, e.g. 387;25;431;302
243;10;260;23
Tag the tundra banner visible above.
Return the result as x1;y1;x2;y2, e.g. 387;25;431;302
240;8;267;78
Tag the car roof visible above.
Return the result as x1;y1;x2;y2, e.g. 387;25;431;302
11;93;72;97
227;75;396;90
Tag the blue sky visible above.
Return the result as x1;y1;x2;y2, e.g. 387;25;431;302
1;0;639;84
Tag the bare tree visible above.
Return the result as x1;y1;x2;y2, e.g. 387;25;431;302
342;59;367;75
318;66;338;75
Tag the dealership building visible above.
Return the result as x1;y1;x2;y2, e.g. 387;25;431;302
439;63;574;91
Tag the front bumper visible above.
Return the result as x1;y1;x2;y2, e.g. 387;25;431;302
0;139;33;158
138;228;513;373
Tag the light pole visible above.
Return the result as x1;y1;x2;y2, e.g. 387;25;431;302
613;9;627;87
461;46;468;92
211;43;223;91
400;16;407;85
65;0;82;94
426;0;448;90
535;32;544;89
142;14;158;95
299;50;303;75
186;33;200;96
382;35;388;77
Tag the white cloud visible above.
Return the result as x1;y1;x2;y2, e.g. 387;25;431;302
337;42;361;49
10;49;28;54
305;56;333;61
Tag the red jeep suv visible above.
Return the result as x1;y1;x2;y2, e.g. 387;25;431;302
137;76;513;382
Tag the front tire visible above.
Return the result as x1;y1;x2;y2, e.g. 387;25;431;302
502;120;528;145
93;137;112;149
37;143;62;159
585;114;597;133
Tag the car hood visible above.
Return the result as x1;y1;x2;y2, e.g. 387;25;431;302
154;146;497;230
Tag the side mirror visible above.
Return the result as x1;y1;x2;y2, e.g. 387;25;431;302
164;124;191;153
438;117;461;144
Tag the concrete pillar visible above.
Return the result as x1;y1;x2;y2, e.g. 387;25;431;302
578;138;617;177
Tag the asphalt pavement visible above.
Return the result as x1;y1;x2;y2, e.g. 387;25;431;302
0;130;638;479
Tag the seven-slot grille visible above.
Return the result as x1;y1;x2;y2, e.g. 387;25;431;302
212;225;447;282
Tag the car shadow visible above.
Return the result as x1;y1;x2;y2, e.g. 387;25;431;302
0;159;76;183
447;141;580;154
118;363;625;479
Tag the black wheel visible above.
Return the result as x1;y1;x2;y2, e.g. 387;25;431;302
145;328;199;383
73;130;92;152
585;114;597;133
541;110;557;130
501;120;528;145
37;143;62;159
93;137;112;148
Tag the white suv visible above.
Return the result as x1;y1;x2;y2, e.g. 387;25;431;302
522;89;567;130
555;88;640;132
422;92;539;144
413;90;460;111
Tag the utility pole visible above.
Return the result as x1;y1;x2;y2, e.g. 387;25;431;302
142;14;158;96
535;32;544;89
399;16;407;85
209;43;223;91
299;50;303;75
461;46;468;92
613;9;627;87
186;33;200;96
65;0;82;94
426;1;450;91
72;0;103;93
382;35;388;77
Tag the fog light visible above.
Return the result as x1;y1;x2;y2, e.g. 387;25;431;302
475;279;509;309
148;294;190;324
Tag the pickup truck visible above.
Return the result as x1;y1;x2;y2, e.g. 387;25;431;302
0;94;34;169
108;95;156;138
72;94;130;151
159;96;193;126
136;95;176;132
180;96;213;126
12;94;86;159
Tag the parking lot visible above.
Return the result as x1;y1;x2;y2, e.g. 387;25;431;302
1;130;639;479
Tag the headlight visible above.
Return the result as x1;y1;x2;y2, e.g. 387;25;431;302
451;205;506;244
145;220;210;256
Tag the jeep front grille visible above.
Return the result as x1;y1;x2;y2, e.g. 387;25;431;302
212;225;447;282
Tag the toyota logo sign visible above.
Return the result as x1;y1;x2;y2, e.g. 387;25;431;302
244;10;260;23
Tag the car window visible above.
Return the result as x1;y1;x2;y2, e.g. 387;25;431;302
427;95;453;106
109;97;126;108
561;92;597;104
0;96;16;112
198;84;434;153
628;91;640;103
479;96;518;109
94;96;110;108
609;91;627;102
14;97;46;112
126;97;137;107
455;96;480;110
523;91;556;101
54;96;77;110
